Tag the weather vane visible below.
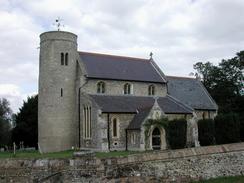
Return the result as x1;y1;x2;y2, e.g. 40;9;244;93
53;17;64;31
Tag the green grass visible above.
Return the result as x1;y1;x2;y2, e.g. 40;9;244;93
193;176;244;183
95;150;141;158
0;150;74;159
0;150;142;159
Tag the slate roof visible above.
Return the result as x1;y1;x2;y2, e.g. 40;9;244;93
127;107;152;130
89;95;193;114
79;52;166;83
166;76;218;110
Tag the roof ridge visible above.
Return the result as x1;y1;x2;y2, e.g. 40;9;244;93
166;75;196;80
79;51;149;62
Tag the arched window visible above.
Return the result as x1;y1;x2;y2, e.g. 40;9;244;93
61;53;64;65
65;53;68;65
124;83;132;95
83;106;92;139
148;85;155;96
97;81;105;93
60;88;63;97
112;118;119;138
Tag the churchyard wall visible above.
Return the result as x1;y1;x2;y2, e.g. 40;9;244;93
0;142;244;182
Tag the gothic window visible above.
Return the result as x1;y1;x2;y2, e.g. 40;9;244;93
124;83;132;95
112;118;119;138
61;53;64;65
65;53;68;65
97;81;105;94
60;88;63;97
148;85;155;96
131;132;136;144
83;106;91;139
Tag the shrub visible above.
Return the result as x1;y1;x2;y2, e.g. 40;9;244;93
167;118;187;149
215;113;240;144
198;119;215;146
240;114;244;141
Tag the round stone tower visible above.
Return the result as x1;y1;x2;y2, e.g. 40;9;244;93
38;31;78;153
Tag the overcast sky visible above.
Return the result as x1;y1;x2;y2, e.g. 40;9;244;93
0;0;244;113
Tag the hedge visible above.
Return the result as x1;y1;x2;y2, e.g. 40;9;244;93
240;115;244;141
198;119;215;146
167;118;187;149
215;113;240;144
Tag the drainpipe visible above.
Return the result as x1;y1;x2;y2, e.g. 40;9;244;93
107;113;110;151
125;129;128;151
78;87;81;148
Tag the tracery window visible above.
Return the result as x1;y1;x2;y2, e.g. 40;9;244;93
83;106;91;139
97;81;105;94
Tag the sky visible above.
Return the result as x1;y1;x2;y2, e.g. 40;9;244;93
0;0;244;113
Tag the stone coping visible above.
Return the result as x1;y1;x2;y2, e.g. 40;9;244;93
101;142;244;165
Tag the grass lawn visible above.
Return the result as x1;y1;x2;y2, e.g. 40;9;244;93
193;176;244;183
95;150;141;158
0;150;142;159
0;150;74;159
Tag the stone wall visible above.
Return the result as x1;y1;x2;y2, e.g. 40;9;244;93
81;79;167;97
1;143;244;182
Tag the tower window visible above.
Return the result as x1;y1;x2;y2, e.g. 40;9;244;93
97;81;105;94
65;53;68;65
61;53;64;65
61;88;63;97
124;83;132;95
148;85;155;96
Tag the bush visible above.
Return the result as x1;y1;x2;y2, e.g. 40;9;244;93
215;113;240;144
167;118;187;149
240;115;244;141
198;119;215;146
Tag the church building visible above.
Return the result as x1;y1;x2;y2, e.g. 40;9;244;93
38;31;218;153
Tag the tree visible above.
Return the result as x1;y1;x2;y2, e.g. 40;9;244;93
167;118;187;149
198;119;215;146
0;98;12;147
12;95;38;148
215;113;240;144
194;51;244;112
194;51;244;141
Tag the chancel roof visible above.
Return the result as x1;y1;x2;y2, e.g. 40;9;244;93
79;52;166;83
166;76;218;110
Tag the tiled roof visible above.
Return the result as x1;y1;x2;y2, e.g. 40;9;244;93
89;95;193;114
79;52;166;83
166;76;218;110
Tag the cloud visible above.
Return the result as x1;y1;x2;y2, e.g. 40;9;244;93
0;0;244;112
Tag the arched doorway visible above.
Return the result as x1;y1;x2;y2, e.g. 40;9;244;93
152;127;161;150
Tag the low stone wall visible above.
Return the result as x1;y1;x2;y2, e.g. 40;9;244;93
0;143;244;182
